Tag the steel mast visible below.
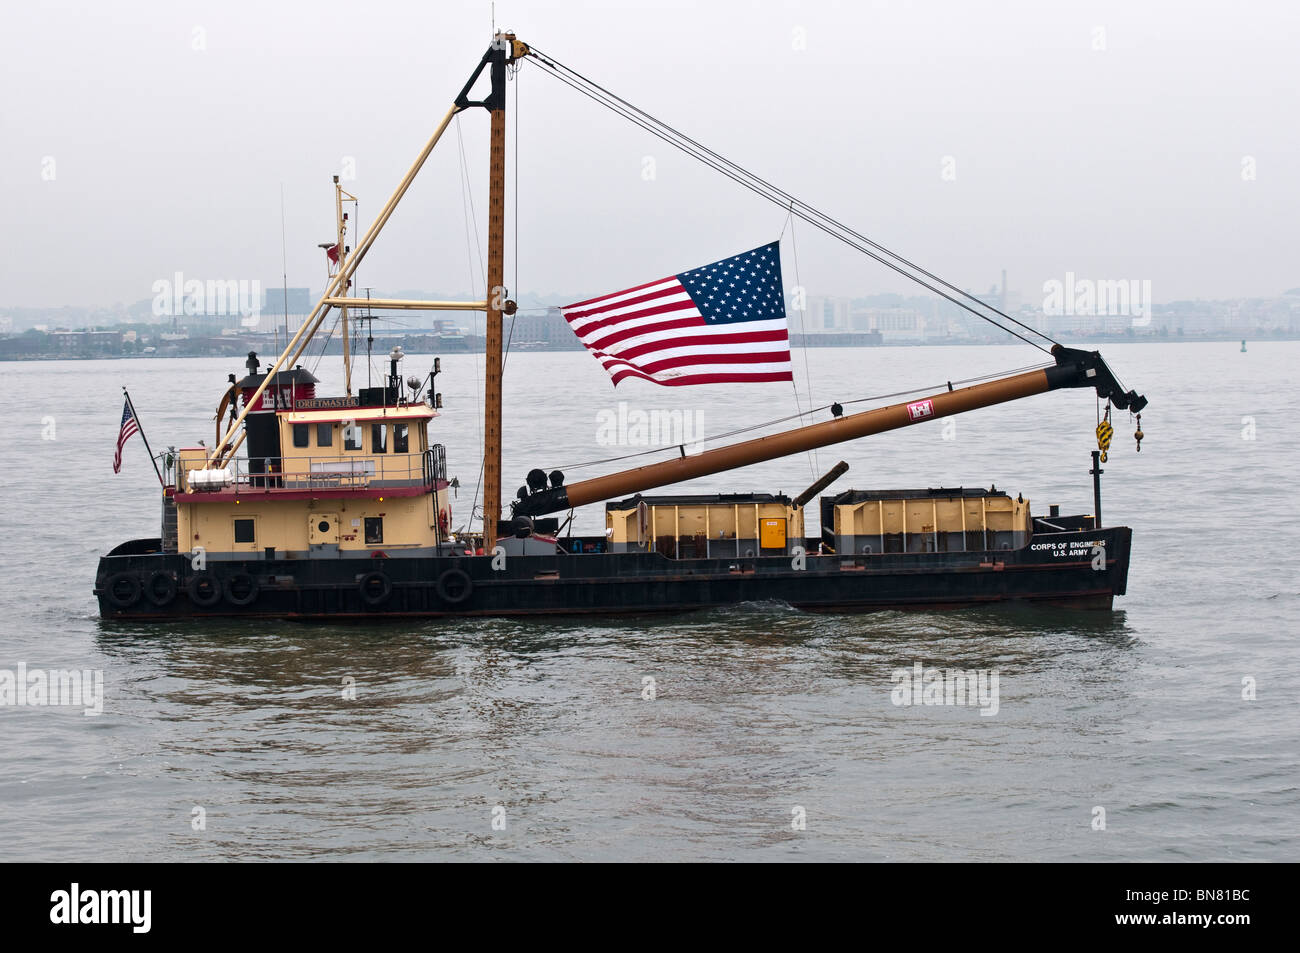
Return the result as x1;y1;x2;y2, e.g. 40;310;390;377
456;32;523;543
484;37;508;544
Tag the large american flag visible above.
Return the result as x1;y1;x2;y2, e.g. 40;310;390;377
561;242;794;386
113;398;139;474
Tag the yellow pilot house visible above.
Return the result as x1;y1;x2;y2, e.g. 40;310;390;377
167;352;453;562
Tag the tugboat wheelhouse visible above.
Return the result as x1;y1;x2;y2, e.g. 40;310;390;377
170;355;452;564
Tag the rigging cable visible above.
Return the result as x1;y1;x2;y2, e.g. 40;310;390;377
350;197;362;387
502;59;520;375
524;46;1059;355
785;212;819;480
512;61;520;346
306;312;343;378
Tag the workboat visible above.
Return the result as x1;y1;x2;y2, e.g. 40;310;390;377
95;34;1148;620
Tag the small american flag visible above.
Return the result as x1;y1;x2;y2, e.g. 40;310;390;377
561;242;793;386
113;398;140;474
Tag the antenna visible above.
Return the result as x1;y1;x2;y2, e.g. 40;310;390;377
363;287;375;391
280;183;290;342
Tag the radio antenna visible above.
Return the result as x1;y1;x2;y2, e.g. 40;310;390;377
279;183;290;342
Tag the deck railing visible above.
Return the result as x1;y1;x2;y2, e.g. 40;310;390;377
180;445;446;494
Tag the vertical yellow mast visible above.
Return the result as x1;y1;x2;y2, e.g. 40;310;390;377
334;175;357;396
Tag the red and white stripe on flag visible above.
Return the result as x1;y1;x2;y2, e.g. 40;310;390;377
113;399;140;474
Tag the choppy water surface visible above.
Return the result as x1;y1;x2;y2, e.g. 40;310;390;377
1;342;1296;860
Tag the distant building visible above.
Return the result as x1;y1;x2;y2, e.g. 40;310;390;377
803;296;850;331
508;308;583;348
50;330;121;352
847;307;922;343
245;287;314;334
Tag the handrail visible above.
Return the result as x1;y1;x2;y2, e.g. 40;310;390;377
178;449;447;494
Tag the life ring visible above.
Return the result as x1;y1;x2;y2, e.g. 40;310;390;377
143;571;178;607
187;573;222;608
105;572;142;609
436;568;473;605
358;571;393;606
223;572;260;607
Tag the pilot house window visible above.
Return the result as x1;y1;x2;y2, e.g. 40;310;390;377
372;423;388;454
316;423;333;447
234;518;255;544
364;517;383;545
394;423;409;454
344;425;362;451
292;423;309;448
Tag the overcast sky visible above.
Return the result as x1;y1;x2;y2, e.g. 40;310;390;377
3;0;1297;309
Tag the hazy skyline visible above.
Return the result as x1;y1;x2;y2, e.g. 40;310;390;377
4;0;1298;310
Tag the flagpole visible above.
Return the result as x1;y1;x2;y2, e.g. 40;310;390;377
123;387;165;488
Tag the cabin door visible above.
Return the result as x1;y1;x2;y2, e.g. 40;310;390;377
309;512;341;553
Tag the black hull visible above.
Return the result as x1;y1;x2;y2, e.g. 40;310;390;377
94;527;1132;620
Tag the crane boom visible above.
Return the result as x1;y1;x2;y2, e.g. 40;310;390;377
513;345;1146;518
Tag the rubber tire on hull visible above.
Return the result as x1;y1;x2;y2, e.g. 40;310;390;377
436;568;473;605
106;572;142;609
358;571;392;607
143;571;178;607
188;573;222;608
223;573;259;607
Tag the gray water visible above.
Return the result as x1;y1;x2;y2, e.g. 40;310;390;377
1;342;1296;861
